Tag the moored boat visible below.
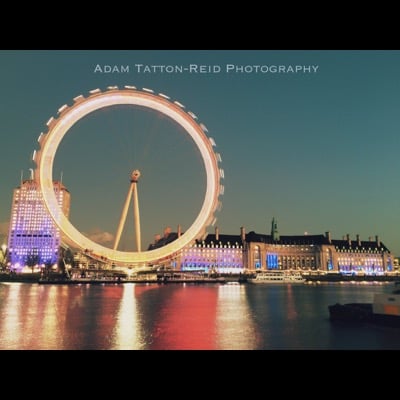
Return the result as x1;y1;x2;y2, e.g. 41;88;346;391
328;291;400;328
248;270;306;284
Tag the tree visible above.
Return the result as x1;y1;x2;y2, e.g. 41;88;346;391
64;248;75;268
57;247;71;279
0;244;8;272
26;250;40;273
43;259;53;279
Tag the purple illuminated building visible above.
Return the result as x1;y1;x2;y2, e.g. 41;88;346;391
180;229;244;274
7;177;70;270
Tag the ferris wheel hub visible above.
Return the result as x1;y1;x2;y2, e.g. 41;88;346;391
130;169;141;183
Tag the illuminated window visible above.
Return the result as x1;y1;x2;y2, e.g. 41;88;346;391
267;253;278;269
254;246;261;269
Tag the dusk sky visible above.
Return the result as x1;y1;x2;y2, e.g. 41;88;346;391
1;50;400;255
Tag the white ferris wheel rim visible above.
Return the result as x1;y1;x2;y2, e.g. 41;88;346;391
34;87;223;266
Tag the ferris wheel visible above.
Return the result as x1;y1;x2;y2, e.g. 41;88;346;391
33;86;224;266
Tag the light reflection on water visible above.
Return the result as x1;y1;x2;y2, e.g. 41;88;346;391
0;281;399;350
113;283;140;350
216;285;261;350
1;283;24;349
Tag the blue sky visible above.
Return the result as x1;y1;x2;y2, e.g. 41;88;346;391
1;50;400;254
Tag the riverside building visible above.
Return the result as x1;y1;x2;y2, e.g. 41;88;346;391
163;218;393;275
7;174;70;271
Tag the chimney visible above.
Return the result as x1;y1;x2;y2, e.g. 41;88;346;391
346;234;351;246
164;226;171;238
356;234;361;247
240;226;246;242
325;231;331;244
376;235;380;247
177;224;181;238
215;226;219;241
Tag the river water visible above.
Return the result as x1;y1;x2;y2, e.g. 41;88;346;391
0;281;399;350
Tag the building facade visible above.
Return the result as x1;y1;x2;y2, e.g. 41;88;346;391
245;231;392;274
7;178;70;270
180;228;244;274
171;219;393;275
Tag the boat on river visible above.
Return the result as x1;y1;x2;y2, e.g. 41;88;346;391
328;290;400;328
248;270;306;284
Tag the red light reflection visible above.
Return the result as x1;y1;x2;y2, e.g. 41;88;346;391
150;286;218;350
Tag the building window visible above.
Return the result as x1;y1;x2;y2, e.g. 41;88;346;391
254;246;261;269
267;253;278;269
